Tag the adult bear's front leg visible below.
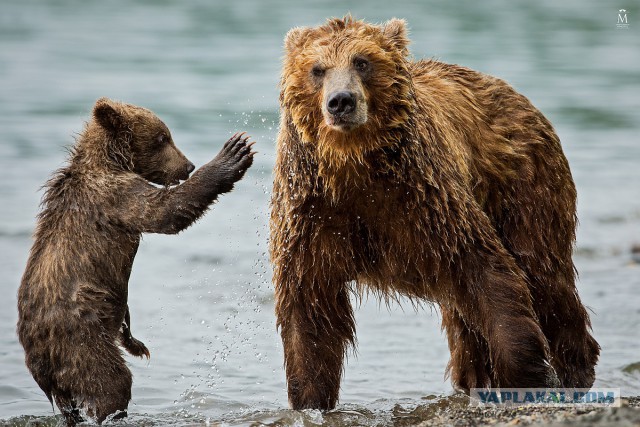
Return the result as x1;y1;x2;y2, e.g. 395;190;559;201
443;236;560;389
441;307;492;392
275;280;355;410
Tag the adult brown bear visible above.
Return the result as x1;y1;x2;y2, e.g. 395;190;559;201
18;98;254;425
270;16;599;410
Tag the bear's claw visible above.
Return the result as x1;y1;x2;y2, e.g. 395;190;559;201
212;132;255;191
122;333;150;359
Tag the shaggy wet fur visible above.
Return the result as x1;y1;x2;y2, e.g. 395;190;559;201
270;16;599;410
18;98;254;425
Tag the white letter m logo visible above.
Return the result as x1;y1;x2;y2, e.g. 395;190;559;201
618;10;628;24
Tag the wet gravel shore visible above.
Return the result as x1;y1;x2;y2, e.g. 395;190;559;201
414;396;640;427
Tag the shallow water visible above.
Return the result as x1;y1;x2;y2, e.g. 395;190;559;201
0;0;639;425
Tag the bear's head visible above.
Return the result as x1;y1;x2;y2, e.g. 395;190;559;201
281;16;413;162
92;98;195;186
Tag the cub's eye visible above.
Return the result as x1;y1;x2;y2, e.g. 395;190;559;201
311;65;325;78
156;134;168;144
354;57;370;72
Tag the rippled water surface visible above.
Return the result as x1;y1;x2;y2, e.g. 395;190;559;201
1;0;639;425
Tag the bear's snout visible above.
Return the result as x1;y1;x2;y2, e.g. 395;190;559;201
175;161;195;182
186;162;195;175
327;91;356;117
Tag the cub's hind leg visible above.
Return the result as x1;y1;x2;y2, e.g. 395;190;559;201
54;322;133;423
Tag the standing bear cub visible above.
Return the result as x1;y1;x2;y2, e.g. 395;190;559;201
270;16;600;410
18;98;254;424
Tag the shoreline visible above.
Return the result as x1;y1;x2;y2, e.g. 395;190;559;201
3;397;639;426
415;396;640;426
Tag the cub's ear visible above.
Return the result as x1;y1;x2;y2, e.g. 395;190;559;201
382;18;409;53
93;98;133;170
93;97;125;136
284;26;312;53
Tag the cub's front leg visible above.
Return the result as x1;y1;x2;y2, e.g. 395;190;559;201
115;133;255;235
120;305;150;358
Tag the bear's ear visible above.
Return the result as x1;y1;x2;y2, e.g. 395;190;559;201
382;18;409;53
284;26;312;53
93;98;133;170
93;97;125;136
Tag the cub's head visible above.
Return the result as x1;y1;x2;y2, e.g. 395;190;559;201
92;97;194;186
281;16;413;159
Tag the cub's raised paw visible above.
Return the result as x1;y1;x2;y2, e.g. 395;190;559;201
213;132;256;190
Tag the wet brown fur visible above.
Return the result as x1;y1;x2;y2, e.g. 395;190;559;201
17;98;253;424
270;16;600;410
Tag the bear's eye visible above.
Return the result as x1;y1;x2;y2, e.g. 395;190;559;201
156;134;168;144
353;57;370;73
311;65;325;78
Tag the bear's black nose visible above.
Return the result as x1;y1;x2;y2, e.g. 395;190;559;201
186;162;195;174
327;91;356;117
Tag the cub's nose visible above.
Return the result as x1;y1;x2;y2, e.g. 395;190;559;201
186;162;195;174
327;91;356;117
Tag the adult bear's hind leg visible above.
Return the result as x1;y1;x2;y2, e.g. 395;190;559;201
493;148;599;387
501;201;600;388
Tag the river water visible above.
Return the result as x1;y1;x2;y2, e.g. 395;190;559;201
1;0;638;425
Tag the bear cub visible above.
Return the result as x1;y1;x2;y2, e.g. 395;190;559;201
17;98;254;425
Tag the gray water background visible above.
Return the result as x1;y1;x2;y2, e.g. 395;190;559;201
0;0;639;425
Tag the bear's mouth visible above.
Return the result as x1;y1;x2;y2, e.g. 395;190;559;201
168;177;189;186
326;116;360;131
168;170;193;186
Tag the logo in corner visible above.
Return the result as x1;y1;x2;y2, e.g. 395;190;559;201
617;9;629;29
